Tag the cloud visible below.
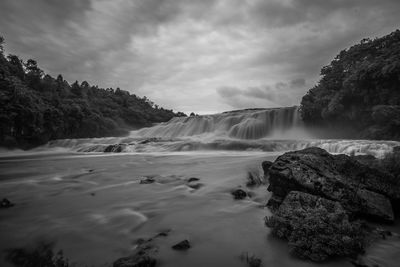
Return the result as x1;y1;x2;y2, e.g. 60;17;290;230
216;78;308;109
1;0;400;114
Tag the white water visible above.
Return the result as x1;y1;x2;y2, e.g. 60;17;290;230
136;107;303;140
28;107;399;158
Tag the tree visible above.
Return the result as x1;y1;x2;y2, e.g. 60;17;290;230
0;36;184;149
25;59;44;90
300;29;400;140
7;55;25;79
0;36;4;55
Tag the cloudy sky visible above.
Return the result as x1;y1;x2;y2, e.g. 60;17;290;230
1;0;399;114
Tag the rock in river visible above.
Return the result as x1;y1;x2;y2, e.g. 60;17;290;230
231;189;247;200
267;147;396;222
104;144;127;153
1;198;14;208
172;240;191;251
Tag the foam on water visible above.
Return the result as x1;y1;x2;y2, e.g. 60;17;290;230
3;107;399;158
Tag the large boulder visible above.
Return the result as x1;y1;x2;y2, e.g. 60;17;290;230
267;147;396;222
265;191;367;262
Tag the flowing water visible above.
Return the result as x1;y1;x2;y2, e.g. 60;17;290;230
1;107;399;267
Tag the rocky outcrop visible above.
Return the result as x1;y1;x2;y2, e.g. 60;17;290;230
265;191;366;261
264;147;400;262
266;147;397;222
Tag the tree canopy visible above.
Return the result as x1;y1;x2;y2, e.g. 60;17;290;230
0;37;186;149
300;29;400;140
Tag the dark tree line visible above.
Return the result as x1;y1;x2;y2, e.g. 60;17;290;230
300;29;400;140
0;36;186;149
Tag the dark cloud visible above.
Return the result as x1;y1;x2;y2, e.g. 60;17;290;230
1;0;399;113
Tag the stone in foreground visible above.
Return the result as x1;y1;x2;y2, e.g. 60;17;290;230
265;191;366;262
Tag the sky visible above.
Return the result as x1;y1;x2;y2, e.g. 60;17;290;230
0;0;399;114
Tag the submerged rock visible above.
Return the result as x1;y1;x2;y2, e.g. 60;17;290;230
231;189;247;200
104;144;126;153
138;138;159;144
140;176;156;184
1;198;14;208
113;255;156;267
187;177;200;183
187;183;203;190
171;240;191;251
265;191;367;262
267;147;396;222
113;230;171;267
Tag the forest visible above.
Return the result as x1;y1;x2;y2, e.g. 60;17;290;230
300;29;400;140
0;36;186;149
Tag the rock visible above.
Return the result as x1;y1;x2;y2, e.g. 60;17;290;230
104;144;126;153
350;258;369;267
113;232;165;267
240;252;262;267
140;176;155;184
171;240;191;250
246;171;266;187
247;257;262;267
267;147;395;222
113;255;156;267
262;161;273;175
231;189;247;200
139;138;159;144
266;194;284;211
373;227;392;240
155;230;170;237
187;177;200;183
265;191;367;262
1;198;14;208
351;154;376;166
356;189;394;222
187;183;203;190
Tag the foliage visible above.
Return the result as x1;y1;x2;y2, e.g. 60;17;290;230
378;147;400;180
0;37;186;149
5;241;69;267
265;192;367;261
300;30;400;140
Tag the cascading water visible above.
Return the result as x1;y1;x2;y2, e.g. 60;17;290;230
135;107;303;139
35;106;400;158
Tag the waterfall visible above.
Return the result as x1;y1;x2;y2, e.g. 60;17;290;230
135;106;303;140
30;106;399;157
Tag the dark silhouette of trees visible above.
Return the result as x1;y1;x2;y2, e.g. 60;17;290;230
0;36;186;149
300;29;400;140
